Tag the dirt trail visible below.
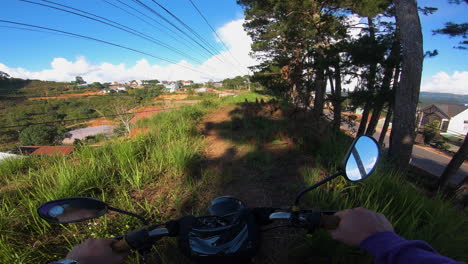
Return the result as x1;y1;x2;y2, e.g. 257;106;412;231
199;104;314;263
28;92;102;100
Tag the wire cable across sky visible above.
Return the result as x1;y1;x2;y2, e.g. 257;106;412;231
0;20;218;80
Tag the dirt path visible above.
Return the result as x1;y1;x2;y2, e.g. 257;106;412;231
199;104;314;263
27;92;102;100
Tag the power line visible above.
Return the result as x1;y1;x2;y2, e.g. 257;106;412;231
0;25;82;40
131;0;223;63
20;0;205;65
102;0;212;61
0;107;178;130
99;0;226;74
0;20;217;79
149;0;223;56
187;0;248;76
143;0;247;76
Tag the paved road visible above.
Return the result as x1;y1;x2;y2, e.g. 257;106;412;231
334;112;467;186
374;129;467;186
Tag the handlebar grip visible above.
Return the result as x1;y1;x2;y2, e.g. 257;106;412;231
111;239;131;253
321;214;340;230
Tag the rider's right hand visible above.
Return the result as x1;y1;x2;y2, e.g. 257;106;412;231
66;238;128;264
328;207;394;247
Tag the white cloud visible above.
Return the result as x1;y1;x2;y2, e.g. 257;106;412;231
346;14;364;39
0;19;256;83
421;71;468;95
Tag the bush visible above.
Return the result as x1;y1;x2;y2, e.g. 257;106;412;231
423;120;440;144
433;137;450;151
19;125;66;145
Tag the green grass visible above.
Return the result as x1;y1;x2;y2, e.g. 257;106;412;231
0;100;217;263
1;92;466;263
0;92;266;263
294;132;468;263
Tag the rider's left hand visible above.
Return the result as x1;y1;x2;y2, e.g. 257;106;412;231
66;238;129;264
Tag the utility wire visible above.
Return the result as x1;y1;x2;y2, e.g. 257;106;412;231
99;0;225;74
0;107;178;130
131;0;223;63
149;0;222;56
0;25;85;40
146;0;246;76
103;0;212;61
21;0;204;65
0;20;217;79
187;0;248;76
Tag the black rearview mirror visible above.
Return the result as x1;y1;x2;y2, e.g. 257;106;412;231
294;135;380;206
37;197;108;224
342;136;380;182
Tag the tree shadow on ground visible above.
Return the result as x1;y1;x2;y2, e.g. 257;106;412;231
178;100;355;263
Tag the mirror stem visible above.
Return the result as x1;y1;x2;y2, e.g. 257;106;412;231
108;206;149;225
294;171;343;206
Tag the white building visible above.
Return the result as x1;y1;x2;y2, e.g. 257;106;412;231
447;108;468;135
194;87;207;93
164;82;179;93
0;152;21;163
416;104;468;136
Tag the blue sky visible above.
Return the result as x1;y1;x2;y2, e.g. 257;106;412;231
0;0;467;93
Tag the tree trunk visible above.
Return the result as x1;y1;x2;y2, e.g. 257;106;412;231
333;63;342;131
357;105;370;136
365;67;394;136
438;132;468;188
357;17;378;137
387;66;400;149
389;0;424;170
379;107;393;146
366;38;400;137
313;68;326;119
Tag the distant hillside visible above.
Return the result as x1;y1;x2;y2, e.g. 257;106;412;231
0;78;98;98
419;92;468;107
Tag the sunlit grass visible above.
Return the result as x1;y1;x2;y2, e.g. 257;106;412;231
296;132;468;262
2;91;465;263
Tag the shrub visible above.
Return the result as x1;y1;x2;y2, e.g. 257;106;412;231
19;125;66;146
433;136;450;151
423;120;440;144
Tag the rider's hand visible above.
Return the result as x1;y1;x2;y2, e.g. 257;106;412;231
66;238;128;264
328;207;394;247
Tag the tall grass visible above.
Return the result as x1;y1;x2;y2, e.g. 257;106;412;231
0;92;264;263
296;132;468;262
0;97;226;263
3;92;464;263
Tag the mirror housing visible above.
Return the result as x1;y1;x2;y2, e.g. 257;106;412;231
341;135;380;182
37;197;108;224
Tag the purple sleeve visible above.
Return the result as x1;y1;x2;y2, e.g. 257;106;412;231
359;231;464;264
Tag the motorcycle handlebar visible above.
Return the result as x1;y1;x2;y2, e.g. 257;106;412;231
112;208;341;252
268;210;340;230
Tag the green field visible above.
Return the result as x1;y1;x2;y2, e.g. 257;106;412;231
0;78;162;150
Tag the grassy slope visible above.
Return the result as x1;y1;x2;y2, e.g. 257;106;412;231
0;93;261;263
0;79;97;97
0;92;466;263
0;81;162;150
